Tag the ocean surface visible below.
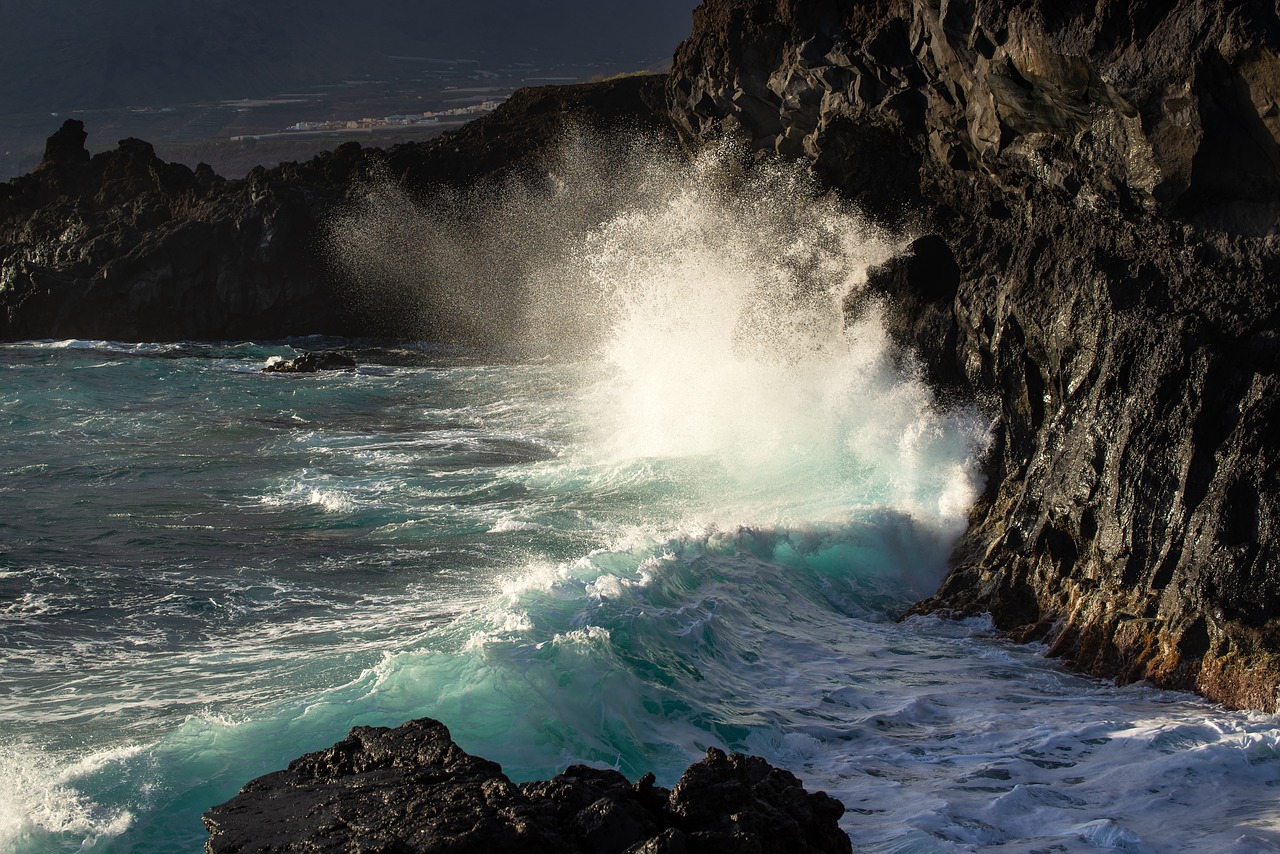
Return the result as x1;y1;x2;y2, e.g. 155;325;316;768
4;145;1280;853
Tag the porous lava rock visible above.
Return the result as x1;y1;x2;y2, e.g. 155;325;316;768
202;717;851;854
668;0;1280;710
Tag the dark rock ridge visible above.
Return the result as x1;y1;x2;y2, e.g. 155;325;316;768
668;0;1280;710
202;717;851;854
0;75;673;343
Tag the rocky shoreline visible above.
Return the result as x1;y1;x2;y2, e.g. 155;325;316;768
202;717;851;854
6;2;1280;848
0;75;672;343
2;3;1276;714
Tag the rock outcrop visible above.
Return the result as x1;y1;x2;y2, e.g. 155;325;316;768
0;120;347;341
0;75;673;343
203;717;851;854
261;351;357;373
668;0;1280;710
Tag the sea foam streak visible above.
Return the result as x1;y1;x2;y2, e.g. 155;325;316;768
4;137;1279;854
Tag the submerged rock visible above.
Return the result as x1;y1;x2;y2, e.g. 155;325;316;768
262;351;357;373
202;717;851;854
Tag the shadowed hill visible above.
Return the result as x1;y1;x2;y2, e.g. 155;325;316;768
0;76;675;342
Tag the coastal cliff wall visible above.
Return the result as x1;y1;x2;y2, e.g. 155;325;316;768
667;0;1280;710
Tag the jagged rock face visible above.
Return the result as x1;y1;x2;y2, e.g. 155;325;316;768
202;717;852;854
669;0;1280;710
0;120;350;341
670;0;1280;231
0;76;673;343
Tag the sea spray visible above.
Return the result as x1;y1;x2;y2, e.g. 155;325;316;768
565;147;987;540
329;133;990;536
327;131;680;347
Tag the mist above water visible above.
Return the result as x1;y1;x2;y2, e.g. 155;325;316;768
328;133;990;537
327;131;679;346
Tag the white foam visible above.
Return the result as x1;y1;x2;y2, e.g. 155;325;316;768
307;488;355;513
14;339;186;356
487;518;541;533
258;478;357;513
552;626;611;646
0;743;140;853
498;143;993;547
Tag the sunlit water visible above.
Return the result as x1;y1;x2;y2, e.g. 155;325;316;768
4;142;1280;853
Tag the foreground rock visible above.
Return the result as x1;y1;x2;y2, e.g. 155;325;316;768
669;0;1280;709
203;717;851;854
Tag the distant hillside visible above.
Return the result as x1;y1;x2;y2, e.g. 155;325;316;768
0;0;697;111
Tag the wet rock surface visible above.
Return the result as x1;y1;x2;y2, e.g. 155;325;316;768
262;351;356;373
668;0;1280;710
202;717;851;854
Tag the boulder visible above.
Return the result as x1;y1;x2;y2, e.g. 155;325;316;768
262;351;357;373
203;717;851;854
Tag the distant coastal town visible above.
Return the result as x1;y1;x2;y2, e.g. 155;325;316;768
280;98;504;134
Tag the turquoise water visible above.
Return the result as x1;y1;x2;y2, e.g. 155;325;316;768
4;339;1279;854
0;333;967;847
4;144;1280;852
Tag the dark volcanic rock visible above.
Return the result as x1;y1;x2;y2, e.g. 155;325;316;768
0;75;674;343
262;351;357;373
202;717;851;854
669;0;1280;710
0;120;340;342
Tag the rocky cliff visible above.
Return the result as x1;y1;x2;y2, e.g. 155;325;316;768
668;0;1280;710
0;75;672;342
